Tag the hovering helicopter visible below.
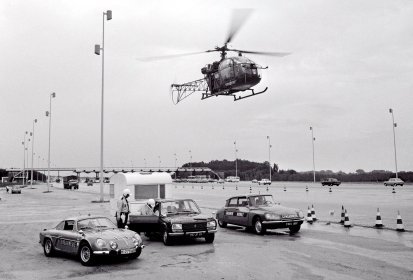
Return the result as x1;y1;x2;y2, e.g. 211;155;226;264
141;10;290;104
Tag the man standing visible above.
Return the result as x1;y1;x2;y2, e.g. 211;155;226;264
116;188;131;228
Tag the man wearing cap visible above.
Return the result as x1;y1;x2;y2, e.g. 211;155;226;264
116;189;131;228
141;198;157;215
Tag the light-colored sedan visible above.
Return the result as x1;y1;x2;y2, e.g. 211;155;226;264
384;178;404;186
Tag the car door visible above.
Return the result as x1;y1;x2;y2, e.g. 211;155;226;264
128;203;160;233
224;198;239;225
232;197;250;226
55;220;77;253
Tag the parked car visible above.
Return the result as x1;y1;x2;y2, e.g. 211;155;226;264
127;198;217;246
216;194;304;235
63;176;79;189
321;178;341;186
11;185;22;194
39;215;144;266
258;179;271;185
252;179;258;183
384;178;404;186
225;176;240;183
217;179;225;184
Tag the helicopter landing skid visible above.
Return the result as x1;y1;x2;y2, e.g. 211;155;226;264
233;87;268;101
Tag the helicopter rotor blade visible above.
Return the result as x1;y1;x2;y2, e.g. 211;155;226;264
225;9;253;45
228;49;290;57
137;50;217;62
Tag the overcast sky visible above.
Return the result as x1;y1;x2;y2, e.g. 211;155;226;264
1;0;412;173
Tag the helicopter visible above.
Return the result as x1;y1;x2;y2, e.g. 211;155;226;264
141;10;290;104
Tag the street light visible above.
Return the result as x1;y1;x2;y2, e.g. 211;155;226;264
234;141;238;178
144;158;147;168
30;119;37;187
95;10;112;202
174;153;177;179
189;150;192;168
46;92;56;192
389;108;399;178
22;131;28;184
310;126;316;183
266;136;272;182
158;156;161;169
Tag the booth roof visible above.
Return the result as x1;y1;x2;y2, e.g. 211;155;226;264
110;172;172;186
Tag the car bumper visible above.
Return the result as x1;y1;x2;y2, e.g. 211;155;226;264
169;229;217;236
93;245;144;256
262;219;304;229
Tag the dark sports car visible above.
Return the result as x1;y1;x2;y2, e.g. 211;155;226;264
127;198;217;246
216;194;304;235
39;215;144;266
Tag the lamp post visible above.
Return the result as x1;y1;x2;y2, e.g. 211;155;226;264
144;158;147;168
310;126;316;183
189;150;192;168
37;155;41;181
30;119;37;187
95;10;112;202
266;136;272;182
22;131;28;184
234;141;238;178
46;92;56;192
158;156;161;169
389;108;399;178
174;153;177;179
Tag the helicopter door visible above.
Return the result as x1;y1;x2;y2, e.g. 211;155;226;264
219;59;235;89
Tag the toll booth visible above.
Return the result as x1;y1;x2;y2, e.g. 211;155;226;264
109;172;172;215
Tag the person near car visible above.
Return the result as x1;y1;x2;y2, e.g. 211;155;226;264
141;198;158;215
116;188;131;228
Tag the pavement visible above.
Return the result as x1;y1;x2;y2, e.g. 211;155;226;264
0;183;412;280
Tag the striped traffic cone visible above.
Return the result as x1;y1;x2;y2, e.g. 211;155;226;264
396;211;405;232
236;185;238;190
249;186;252;193
201;185;203;190
340;205;345;224
306;186;309;192
344;209;351;227
284;186;287;192
375;208;383;228
329;187;332;193
307;206;313;224
392;187;396;194
311;204;317;221
266;186;269;192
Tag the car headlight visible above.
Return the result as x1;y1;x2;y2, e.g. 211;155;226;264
297;211;304;218
207;220;216;228
133;234;141;245
109;241;118;250
264;213;281;220
172;224;182;231
96;238;107;248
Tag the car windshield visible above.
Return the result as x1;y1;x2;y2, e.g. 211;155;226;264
77;217;115;230
160;200;201;216
249;195;275;207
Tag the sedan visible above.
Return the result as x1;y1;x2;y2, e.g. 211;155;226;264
39;215;144;266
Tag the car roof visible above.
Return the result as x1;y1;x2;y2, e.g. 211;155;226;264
227;194;273;200
156;198;195;203
64;215;108;221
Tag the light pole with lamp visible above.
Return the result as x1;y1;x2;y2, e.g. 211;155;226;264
189;150;192;168
22;131;28;184
174;153;177;179
46;92;56;192
310;126;316;183
95;10;112;202
389;108;399;178
30;119;37;188
234;141;238;178
144;158;147;168
266;136;272;182
158;156;161;169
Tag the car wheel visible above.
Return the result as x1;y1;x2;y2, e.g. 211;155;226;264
79;243;95;266
218;220;227;228
253;217;266;235
43;238;54;257
289;225;301;234
205;233;215;243
129;247;142;259
162;230;172;246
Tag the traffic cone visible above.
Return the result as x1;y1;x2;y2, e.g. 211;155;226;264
249;186;252;193
284;186;286;192
392;187;396;194
396;211;405;232
307;206;313;224
329;187;332;193
306;186;309;192
201;185;203;190
266;186;269;192
212;185;214;190
375;208;383;228
344;209;351;227
236;185;238;190
340;205;345;224
311;204;317;221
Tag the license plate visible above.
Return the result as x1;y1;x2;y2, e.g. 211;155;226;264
286;222;297;226
189;232;203;237
121;248;136;254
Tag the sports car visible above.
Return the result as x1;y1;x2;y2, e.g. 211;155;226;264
216;194;304;235
39;215;144;266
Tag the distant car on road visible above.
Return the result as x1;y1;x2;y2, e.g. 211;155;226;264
252;179;258;184
216;194;304;235
11;185;22;194
128;198;217;246
39;215;144;266
258;179;271;185
321;178;341;186
225;176;240;183
384;178;404;186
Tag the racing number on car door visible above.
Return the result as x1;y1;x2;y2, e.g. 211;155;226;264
233;197;249;226
225;198;238;224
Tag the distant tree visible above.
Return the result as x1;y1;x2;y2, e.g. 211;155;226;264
356;169;365;174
